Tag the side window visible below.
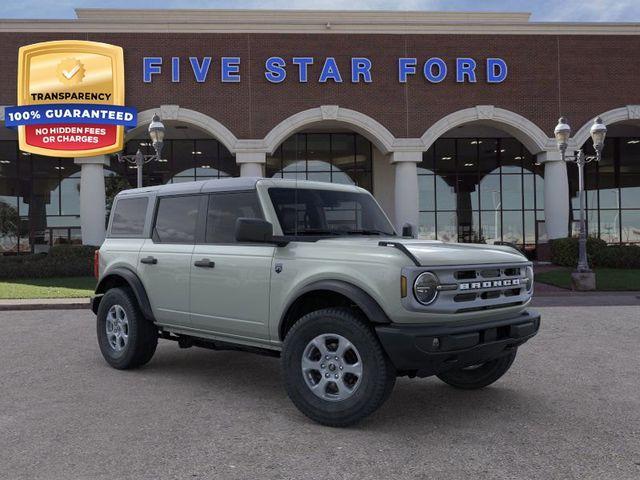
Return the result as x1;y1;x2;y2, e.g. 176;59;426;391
153;195;200;244
205;192;263;243
110;197;148;236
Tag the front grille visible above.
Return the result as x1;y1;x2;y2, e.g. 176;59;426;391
402;262;532;314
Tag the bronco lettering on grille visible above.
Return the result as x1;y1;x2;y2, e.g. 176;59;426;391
459;278;521;290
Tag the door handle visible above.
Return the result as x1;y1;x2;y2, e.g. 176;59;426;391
140;256;158;265
194;259;215;268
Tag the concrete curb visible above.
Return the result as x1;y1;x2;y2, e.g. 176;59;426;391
0;298;90;311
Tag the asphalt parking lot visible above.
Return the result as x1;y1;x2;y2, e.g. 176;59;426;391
1;306;639;480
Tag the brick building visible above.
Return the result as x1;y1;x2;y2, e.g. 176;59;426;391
0;9;639;254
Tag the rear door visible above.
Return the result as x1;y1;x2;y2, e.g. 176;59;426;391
189;191;274;341
138;194;203;328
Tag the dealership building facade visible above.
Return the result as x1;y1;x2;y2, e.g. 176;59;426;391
0;9;639;254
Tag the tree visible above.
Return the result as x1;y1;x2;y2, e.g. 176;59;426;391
0;201;20;250
104;174;132;215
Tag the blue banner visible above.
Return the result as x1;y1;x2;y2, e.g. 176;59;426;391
5;104;137;128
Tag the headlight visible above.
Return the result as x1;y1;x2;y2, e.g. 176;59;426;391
525;266;534;292
413;272;439;305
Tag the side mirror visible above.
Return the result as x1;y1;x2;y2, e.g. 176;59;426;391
401;223;414;238
235;218;274;243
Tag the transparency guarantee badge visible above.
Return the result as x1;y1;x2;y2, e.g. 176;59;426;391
5;40;136;157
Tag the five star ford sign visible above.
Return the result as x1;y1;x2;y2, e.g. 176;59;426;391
5;40;137;158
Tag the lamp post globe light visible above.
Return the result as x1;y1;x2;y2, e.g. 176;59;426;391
117;113;166;188
553;116;607;290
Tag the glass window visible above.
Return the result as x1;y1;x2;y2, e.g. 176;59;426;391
172;140;195;178
111;197;148;237
419;147;434;173
435;175;456;210
455;175;479;210
621;210;640;243
0;141;18;177
620;174;640;209
265;133;373;192
332;134;355;172
479;175;501;211
456;139;478;173
501;175;523;210
418;175;435;211
218;145;238;178
619;138;640;174
481;210;502;244
307;134;331;172
599;210;620;244
60;178;80;215
434;139;456;176
478;139;499;174
502;211;524;245
418;211;436;240
268;187;394;236
436;211;457;243
154;195;200;244
500;138;523;174
205;191;263;244
0;196;20;253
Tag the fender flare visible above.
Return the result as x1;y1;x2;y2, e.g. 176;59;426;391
93;267;155;321
279;279;391;339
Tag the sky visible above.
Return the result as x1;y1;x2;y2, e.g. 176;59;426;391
1;0;639;22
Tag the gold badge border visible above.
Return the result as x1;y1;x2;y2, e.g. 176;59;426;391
17;40;125;158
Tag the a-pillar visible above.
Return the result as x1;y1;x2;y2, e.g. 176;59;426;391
538;151;569;239
391;151;421;236
74;155;109;246
237;152;266;177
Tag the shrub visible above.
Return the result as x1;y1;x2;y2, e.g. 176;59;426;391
550;237;640;269
593;244;640;269
0;245;95;279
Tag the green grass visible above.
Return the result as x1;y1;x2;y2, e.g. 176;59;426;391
536;268;640;291
0;276;96;299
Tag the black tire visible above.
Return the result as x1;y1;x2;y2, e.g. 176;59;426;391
282;307;396;427
96;287;158;370
436;350;517;390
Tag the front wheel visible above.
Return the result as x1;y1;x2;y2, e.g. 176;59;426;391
282;308;396;427
436;350;517;390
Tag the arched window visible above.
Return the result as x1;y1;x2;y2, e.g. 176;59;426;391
266;133;373;192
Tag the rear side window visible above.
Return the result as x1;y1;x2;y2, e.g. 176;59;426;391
205;192;263;243
110;197;148;236
154;195;200;244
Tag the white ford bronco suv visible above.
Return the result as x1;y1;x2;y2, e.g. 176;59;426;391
93;177;539;426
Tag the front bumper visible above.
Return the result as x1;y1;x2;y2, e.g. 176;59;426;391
375;310;540;377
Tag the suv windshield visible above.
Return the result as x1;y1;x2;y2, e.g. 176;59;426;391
268;187;396;237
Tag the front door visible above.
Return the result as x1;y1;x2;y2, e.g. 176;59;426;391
138;194;202;328
189;191;274;341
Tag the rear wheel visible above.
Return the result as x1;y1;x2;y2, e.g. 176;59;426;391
282;308;396;427
436;350;517;390
97;287;158;370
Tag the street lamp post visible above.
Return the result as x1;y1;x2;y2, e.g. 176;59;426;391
553;116;607;278
117;113;166;188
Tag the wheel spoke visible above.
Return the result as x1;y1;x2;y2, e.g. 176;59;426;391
311;376;329;391
335;338;354;359
312;338;329;357
342;362;363;377
301;356;320;372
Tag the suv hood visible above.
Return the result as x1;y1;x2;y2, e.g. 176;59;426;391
316;237;527;266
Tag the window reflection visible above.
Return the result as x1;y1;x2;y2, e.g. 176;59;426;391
419;137;543;249
266;133;373;192
568;137;640;244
